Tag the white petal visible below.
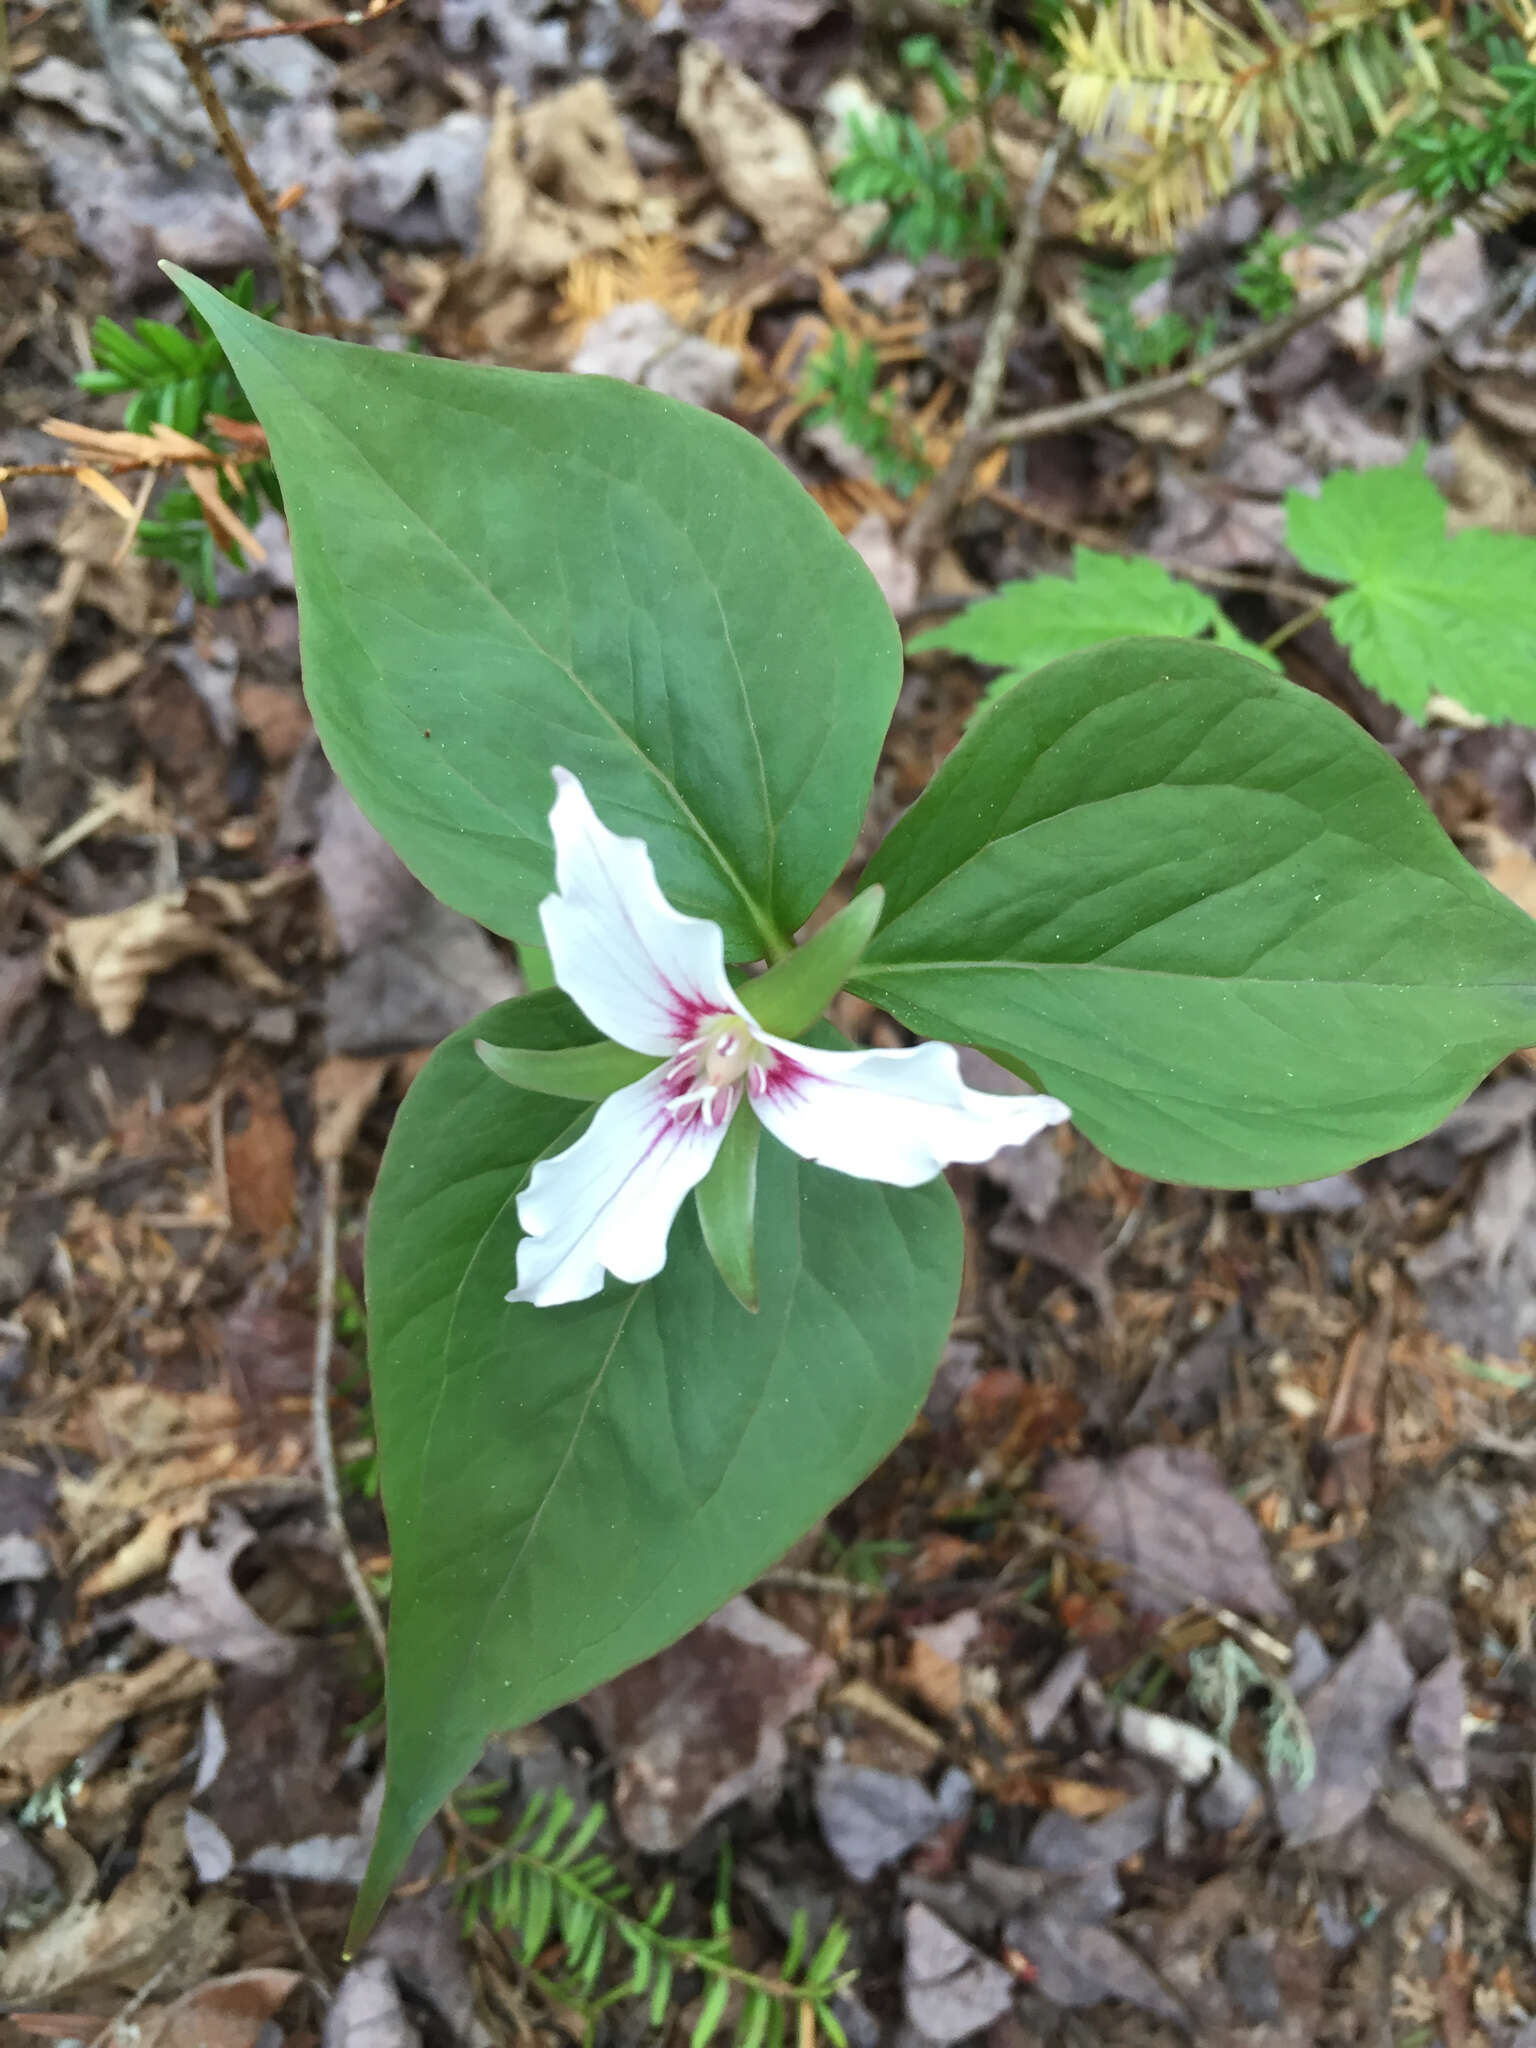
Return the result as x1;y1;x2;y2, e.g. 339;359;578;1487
508;1068;728;1307
540;768;738;1055
749;1035;1070;1189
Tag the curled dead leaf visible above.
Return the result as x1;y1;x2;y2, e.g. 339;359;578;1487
48;878;292;1034
474;81;651;287
678;41;866;262
0;1795;231;2003
0;1649;214;1800
138;1969;301;2048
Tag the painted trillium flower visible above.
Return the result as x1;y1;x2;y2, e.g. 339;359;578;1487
502;769;1071;1309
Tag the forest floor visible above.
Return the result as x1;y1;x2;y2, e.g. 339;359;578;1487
4;3;1536;2044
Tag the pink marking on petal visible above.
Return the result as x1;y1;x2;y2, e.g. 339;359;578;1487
667;992;717;1046
759;1048;810;1106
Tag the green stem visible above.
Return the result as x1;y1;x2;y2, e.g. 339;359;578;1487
1263;595;1331;651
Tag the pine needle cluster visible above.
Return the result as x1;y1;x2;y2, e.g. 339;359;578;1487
1052;0;1536;242
457;1788;856;2047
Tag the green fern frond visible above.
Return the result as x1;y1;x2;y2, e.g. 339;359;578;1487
833;108;1009;260
457;1788;857;2048
800;334;934;497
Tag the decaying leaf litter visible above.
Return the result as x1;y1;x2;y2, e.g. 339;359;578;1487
3;0;1536;2042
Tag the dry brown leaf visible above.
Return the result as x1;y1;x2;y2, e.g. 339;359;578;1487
904;1635;966;1721
74;646;146;699
1467;368;1536;442
1119;387;1228;455
0;1651;214;1799
48;881;290;1034
83;1384;244;1458
583;1598;831;1852
1445;421;1536;535
56;499;177;638
678;41;862;260
128;1509;297;1674
138;1969;301;2048
62;1385;304;1593
75;465;139;522
224;1066;297;1239
1043;1444;1292;1622
475;81;648;286
1044;1779;1134;1820
0;1796;231;2003
180;463;268;562
79;1502;209;1602
42;416;167;461
312;1053;389;1164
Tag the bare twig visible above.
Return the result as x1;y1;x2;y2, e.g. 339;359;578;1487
312;1156;389;1668
193;0;406;44
984;196;1461;453
904;129;1071;565
276;1878;335;2001
142;0;336;334
0;451;259;484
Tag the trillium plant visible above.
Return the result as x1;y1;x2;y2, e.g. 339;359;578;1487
167;269;1536;1946
502;769;1069;1310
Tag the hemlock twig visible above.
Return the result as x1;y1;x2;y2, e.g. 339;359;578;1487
983;196;1462;453
904;128;1071;566
313;1156;389;1668
142;0;337;334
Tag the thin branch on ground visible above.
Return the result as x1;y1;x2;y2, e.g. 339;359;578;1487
983;196;1461;453
276;1877;335;2001
904;129;1071;565
142;0;337;334
312;1156;389;1668
193;0;407;50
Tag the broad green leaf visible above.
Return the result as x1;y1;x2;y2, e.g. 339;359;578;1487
855;637;1536;1188
909;547;1276;694
164;269;902;962
355;990;960;1943
1285;452;1536;721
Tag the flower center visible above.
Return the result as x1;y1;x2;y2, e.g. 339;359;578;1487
664;1014;769;1127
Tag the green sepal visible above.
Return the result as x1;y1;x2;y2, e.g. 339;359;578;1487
474;1037;657;1101
740;888;885;1038
695;1108;761;1313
